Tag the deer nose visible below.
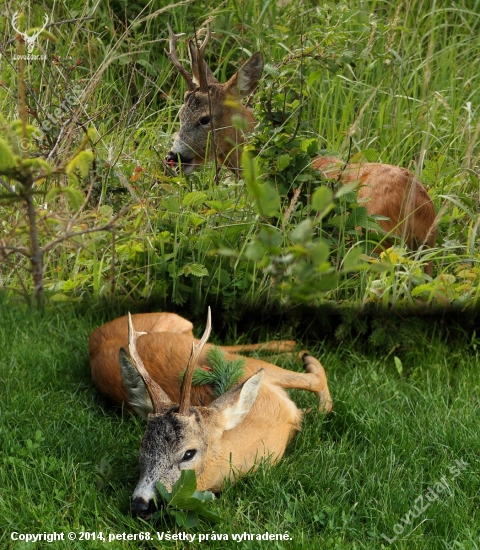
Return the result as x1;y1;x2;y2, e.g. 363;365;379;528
165;152;192;168
131;496;154;519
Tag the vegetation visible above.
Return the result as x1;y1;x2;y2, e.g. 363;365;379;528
0;0;479;312
1;1;479;548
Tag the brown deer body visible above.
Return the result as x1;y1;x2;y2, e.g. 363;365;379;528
89;310;332;519
164;27;437;273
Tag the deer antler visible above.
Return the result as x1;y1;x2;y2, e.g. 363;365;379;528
127;313;171;415
178;307;212;415
194;24;211;92
165;23;195;91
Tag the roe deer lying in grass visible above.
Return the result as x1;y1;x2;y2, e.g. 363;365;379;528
89;309;332;519
164;26;437;274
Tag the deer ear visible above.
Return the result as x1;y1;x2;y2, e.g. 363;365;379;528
212;369;264;431
119;348;154;419
225;52;264;98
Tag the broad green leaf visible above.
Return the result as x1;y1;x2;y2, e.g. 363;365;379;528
183;263;209;277
276;153;291;172
310;241;330;266
300;138;318;155
290;219;313;244
311;186;333;213
335;180;359;198
196;504;224;523
66;150;94;177
155;481;172;504
45;186;84;210
183;191;208;207
169;469;197;506
342;246;366;271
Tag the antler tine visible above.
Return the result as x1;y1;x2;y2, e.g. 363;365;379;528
195;24;211;92
197;24;211;59
127;313;171;414
165;23;195;91
178;307;212;415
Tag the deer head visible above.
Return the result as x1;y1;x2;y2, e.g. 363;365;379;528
11;12;49;53
164;24;264;174
119;308;265;519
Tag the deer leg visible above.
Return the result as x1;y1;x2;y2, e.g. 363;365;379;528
220;340;297;354
261;354;333;413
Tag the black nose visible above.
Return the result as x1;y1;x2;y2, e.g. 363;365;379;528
165;152;192;167
131;497;154;519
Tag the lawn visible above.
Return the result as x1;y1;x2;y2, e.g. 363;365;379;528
1;301;479;549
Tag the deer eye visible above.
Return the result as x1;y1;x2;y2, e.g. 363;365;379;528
182;449;197;461
199;116;210;126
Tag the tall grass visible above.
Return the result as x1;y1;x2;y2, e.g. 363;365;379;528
0;0;479;309
1;302;479;549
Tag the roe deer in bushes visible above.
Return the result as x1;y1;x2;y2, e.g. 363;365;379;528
89;309;332;519
164;25;437;274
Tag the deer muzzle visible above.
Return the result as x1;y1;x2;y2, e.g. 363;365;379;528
131;496;157;520
165;152;194;173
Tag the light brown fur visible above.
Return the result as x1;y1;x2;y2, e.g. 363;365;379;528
89;311;332;511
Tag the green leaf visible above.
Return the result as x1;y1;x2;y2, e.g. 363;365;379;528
394;356;403;375
183;263;209;277
0;138;16;172
276;153;291;172
300;138;318;155
66;150;94;178
196;505;224;524
182;191;208;207
310;241;330;266
169;469;197;506
242;150;280;217
311;186;334;213
155;481;172;504
45;186;84;210
290;219;313;244
335;180;359;198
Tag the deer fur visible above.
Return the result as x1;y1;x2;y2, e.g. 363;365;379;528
164;27;437;274
89;310;332;519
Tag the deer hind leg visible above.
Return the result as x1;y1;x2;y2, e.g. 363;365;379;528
261;354;333;413
220;340;297;354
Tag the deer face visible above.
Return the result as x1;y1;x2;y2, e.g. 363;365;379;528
130;408;212;518
120;311;264;520
164;25;264;174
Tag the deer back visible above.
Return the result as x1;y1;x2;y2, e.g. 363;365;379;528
313;157;438;251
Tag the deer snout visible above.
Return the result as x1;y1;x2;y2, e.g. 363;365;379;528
131;496;156;519
165;151;193;169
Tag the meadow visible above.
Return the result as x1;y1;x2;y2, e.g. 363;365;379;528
0;1;480;548
1;301;479;549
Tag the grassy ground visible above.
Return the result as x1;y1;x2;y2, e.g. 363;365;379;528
1;300;479;549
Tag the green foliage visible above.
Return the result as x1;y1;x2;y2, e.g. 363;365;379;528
154;470;223;528
186;347;245;398
0;0;479;312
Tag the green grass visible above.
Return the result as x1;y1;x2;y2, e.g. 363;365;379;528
1;300;479;549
